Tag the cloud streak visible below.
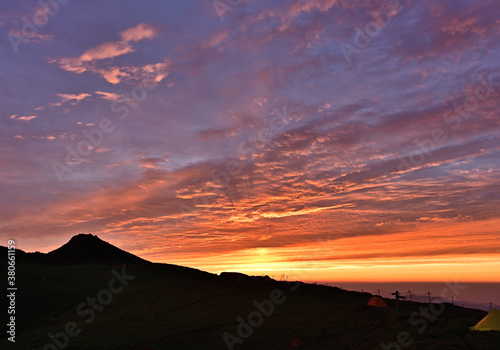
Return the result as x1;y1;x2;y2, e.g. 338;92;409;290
50;23;159;84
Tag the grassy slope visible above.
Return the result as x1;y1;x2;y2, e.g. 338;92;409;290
2;262;499;350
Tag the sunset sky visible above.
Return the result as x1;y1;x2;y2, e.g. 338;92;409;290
1;0;500;283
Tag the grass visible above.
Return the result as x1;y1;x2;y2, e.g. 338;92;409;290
2;261;499;349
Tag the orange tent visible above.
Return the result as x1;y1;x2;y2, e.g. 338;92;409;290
367;296;388;307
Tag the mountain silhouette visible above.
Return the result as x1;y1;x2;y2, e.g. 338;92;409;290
1;234;498;349
25;233;150;265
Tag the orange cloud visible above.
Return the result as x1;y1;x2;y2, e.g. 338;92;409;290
80;41;133;62
56;93;91;104
120;23;156;42
95;91;121;101
49;23;159;84
11;115;38;122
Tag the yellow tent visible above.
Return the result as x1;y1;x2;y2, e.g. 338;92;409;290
367;296;388;307
470;308;500;331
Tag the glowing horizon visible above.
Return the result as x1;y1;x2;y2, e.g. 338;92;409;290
16;217;500;283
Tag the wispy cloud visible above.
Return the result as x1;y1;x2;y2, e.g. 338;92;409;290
120;23;157;42
95;91;121;101
50;23;160;84
10;115;38;122
54;93;92;106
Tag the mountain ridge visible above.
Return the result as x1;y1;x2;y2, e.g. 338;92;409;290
1;233;150;265
1;234;499;349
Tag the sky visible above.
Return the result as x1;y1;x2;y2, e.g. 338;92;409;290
1;0;500;283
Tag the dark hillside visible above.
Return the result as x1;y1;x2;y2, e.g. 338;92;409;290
1;235;499;349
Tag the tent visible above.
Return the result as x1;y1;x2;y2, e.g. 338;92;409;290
367;296;388;307
470;308;500;331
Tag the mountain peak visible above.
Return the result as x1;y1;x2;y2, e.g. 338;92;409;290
30;233;150;265
67;233;102;243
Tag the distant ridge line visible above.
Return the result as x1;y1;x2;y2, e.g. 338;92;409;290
3;233;151;266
